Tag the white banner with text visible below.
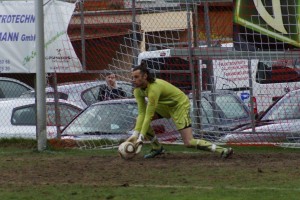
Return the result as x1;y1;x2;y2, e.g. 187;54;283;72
0;0;82;73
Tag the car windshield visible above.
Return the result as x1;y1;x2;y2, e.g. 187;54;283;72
81;82;133;106
215;94;249;119
0;80;31;98
262;92;300;120
191;93;249;123
62;102;138;135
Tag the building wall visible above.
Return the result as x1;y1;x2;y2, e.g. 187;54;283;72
1;2;233;86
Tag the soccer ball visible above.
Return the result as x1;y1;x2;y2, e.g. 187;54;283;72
118;141;136;160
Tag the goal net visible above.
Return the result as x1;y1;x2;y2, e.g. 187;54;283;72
60;0;300;149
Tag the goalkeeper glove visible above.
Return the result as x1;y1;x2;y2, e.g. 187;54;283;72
126;131;144;154
126;130;140;143
135;134;144;154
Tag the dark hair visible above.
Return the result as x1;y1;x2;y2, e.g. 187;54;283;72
105;71;114;76
133;62;155;83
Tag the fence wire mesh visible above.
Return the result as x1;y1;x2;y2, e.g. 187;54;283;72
1;0;300;149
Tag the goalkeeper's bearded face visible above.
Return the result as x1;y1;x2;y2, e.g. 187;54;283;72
131;70;147;88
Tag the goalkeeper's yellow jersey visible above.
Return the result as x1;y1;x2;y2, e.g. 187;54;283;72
134;78;189;135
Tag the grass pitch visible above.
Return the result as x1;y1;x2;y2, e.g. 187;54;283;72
0;139;299;200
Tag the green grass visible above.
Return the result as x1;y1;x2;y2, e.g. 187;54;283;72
0;139;299;200
0;184;298;200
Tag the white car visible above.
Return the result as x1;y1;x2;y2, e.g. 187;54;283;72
0;98;83;139
220;89;300;143
0;77;33;98
20;80;133;108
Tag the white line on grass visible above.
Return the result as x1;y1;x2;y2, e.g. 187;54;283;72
131;184;300;191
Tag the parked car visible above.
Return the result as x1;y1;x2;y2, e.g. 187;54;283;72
0;98;82;139
191;90;251;141
20;80;133;108
0;77;33;98
219;89;300;143
61;98;180;143
61;90;251;143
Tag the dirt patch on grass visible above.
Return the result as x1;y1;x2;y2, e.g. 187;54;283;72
0;150;299;187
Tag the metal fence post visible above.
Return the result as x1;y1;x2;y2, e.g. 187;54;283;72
132;0;139;67
247;59;256;134
53;73;61;139
80;0;86;71
187;4;199;132
204;2;218;132
35;0;47;151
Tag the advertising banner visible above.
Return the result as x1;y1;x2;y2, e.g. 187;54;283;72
233;0;300;51
0;0;82;73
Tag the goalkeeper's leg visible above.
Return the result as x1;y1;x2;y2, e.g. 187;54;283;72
144;111;167;150
145;126;162;149
173;101;233;158
180;127;233;158
143;126;165;158
143;110;170;158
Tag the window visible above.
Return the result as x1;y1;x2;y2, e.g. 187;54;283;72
136;0;155;2
12;103;81;126
81;86;100;106
63;103;137;135
119;83;133;98
81;83;133;106
0;80;31;98
12;106;36;125
46;103;81;126
20;91;68;100
46;92;68;100
256;60;300;84
201;98;215;124
215;95;249;119
263;92;300;120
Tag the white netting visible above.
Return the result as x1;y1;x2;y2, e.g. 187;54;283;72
61;0;300;149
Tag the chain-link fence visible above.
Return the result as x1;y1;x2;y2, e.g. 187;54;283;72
1;0;300;149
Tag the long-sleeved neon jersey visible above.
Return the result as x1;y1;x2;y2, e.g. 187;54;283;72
134;78;188;135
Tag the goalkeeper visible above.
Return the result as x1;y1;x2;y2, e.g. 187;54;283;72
127;63;233;159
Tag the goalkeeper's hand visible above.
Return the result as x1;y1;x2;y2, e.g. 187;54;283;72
126;130;139;143
135;134;144;154
126;131;144;154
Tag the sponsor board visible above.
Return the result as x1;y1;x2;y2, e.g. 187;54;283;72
0;0;82;73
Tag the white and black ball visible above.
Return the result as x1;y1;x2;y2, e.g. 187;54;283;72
118;141;136;160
